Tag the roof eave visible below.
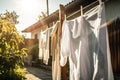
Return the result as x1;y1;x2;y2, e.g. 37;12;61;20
22;0;96;32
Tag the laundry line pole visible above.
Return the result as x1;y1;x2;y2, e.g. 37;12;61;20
58;4;67;80
46;0;50;28
46;0;49;16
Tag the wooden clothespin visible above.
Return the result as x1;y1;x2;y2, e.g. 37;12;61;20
98;0;102;5
81;5;83;16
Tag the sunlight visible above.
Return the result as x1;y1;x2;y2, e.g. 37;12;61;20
16;0;46;36
21;0;37;11
20;0;46;13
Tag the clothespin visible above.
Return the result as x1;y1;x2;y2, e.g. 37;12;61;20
98;0;102;5
81;5;83;16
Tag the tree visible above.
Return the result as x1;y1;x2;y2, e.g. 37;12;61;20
0;12;27;80
0;10;19;24
38;11;47;20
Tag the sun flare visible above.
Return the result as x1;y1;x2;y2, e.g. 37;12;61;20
20;0;46;13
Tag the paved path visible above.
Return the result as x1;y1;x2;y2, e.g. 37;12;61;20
25;67;52;80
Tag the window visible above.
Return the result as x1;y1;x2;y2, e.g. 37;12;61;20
35;34;38;39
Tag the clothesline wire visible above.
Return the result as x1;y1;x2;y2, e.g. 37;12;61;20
67;1;98;19
43;0;109;33
67;0;111;28
41;25;53;34
51;1;99;29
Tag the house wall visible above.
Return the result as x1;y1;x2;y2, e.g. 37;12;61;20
105;0;120;21
31;26;47;39
31;28;41;39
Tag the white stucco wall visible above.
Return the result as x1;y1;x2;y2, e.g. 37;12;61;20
31;28;41;39
31;26;47;39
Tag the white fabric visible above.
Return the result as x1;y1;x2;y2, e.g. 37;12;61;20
85;3;114;80
60;16;93;80
39;27;52;65
39;32;45;59
51;21;59;36
51;22;61;80
60;3;114;80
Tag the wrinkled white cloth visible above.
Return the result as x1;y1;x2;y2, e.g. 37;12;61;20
51;22;61;80
39;27;52;65
60;3;114;80
85;3;114;80
39;32;45;59
60;16;93;80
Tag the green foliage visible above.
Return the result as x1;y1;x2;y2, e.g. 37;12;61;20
0;10;19;24
0;67;26;80
28;44;39;61
0;17;27;79
28;44;52;66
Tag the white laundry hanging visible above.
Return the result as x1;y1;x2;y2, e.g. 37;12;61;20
60;16;94;80
84;3;114;80
60;2;114;80
51;21;61;80
39;27;53;65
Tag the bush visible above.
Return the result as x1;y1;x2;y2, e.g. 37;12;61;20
0;67;26;80
0;18;27;80
28;44;39;61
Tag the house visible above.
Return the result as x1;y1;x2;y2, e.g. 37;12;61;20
22;0;98;38
22;0;120;78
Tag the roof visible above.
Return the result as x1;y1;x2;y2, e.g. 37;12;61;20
22;0;96;32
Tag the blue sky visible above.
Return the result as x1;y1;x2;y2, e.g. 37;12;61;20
0;0;72;33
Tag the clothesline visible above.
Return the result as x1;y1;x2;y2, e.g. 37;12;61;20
67;0;109;20
41;26;53;34
43;1;101;35
67;0;98;19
